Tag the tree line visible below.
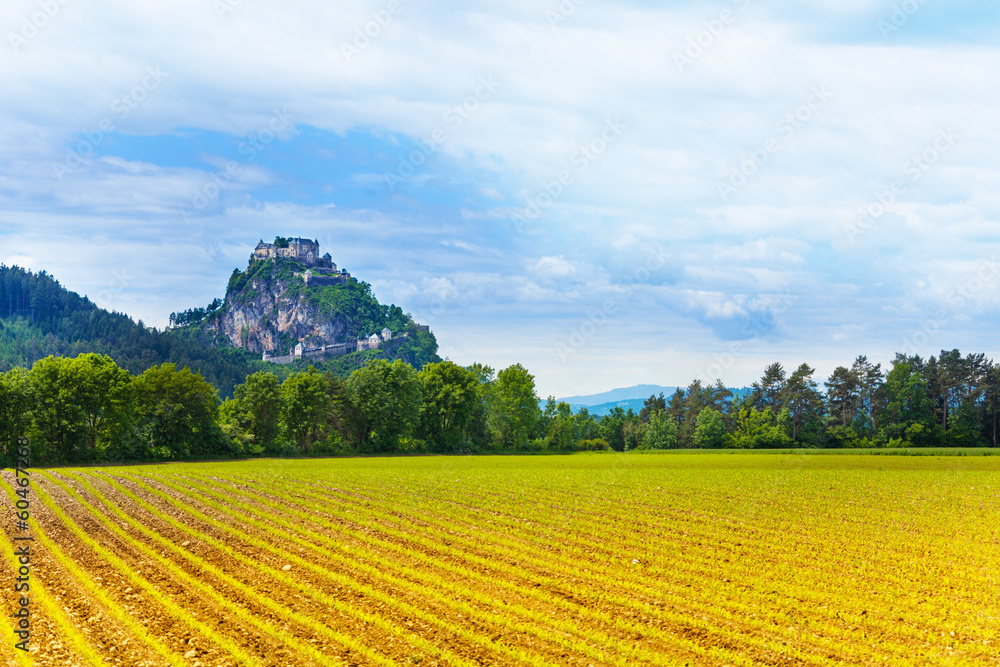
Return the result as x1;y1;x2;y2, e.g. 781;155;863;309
0;354;559;466
637;352;1000;450
3;348;999;467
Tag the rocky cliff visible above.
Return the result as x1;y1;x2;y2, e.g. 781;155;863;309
202;256;420;357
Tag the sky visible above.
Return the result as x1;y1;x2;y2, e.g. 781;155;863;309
1;0;1000;398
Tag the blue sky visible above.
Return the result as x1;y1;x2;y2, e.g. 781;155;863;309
2;0;1000;397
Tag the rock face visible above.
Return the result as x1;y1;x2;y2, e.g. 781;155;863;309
205;262;354;355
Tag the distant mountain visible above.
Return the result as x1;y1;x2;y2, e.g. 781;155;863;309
553;384;756;417
569;398;650;417
557;384;679;406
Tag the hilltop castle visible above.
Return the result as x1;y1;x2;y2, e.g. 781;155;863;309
254;237;335;269
253;237;352;286
247;235;431;364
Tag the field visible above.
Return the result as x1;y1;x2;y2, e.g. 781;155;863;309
2;453;999;666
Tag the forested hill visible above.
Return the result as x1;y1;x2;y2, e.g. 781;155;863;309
0;264;268;395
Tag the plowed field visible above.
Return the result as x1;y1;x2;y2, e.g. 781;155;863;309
3;453;999;666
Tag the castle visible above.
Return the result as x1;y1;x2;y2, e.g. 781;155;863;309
253;237;334;268
253;237;352;286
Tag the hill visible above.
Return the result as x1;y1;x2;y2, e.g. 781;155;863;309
0;264;268;396
171;238;439;374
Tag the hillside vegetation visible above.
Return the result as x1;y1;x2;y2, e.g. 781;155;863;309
0;265;267;396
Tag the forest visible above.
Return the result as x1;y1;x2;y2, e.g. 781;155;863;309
1;347;999;467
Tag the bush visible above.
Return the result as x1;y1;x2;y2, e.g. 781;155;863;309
577;438;611;451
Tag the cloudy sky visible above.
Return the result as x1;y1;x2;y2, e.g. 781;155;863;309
2;0;999;397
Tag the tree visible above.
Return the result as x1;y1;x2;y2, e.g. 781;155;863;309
824;365;859;428
344;359;422;452
638;393;666;423
0;368;31;465
571;407;601;445
464;363;495;449
878;361;939;447
677;380;708;448
727;395;792;449
851;356;883;436
69;353;135;460
134;363;227;459
542;399;576;450
418;361;479;451
623;419;645;451
781;363;824;445
753;362;787;413
639;410;677;450
982;364;1000;447
282;368;332;454
488;364;540;450
599;406;632;452
666;389;686;431
28;356;86;463
233;371;284;453
693;407;725;449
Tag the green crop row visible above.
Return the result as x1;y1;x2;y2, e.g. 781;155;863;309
39;470;391;667
116;470;602;667
73;471;482;667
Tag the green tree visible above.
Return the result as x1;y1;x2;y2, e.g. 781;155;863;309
345;359;422;452
233;371;284;453
418;361;479;451
570;407;601;444
488;363;540;450
639;410;677;450
623;419;645;451
878;361;940;447
71;353;135;461
824;365;859;427
0;368;31;465
781;363;824;445
281;367;332;454
752;362;786;413
542;399;576;450
727;396;793;449
134;363;227;459
599;406;636;452
693;407;725;449
851;355;884;436
464;363;495;449
28;356;86;463
638;393;666;422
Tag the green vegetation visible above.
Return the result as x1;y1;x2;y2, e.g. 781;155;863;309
0;265;270;396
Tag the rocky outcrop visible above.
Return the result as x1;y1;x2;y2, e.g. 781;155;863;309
205;273;351;355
